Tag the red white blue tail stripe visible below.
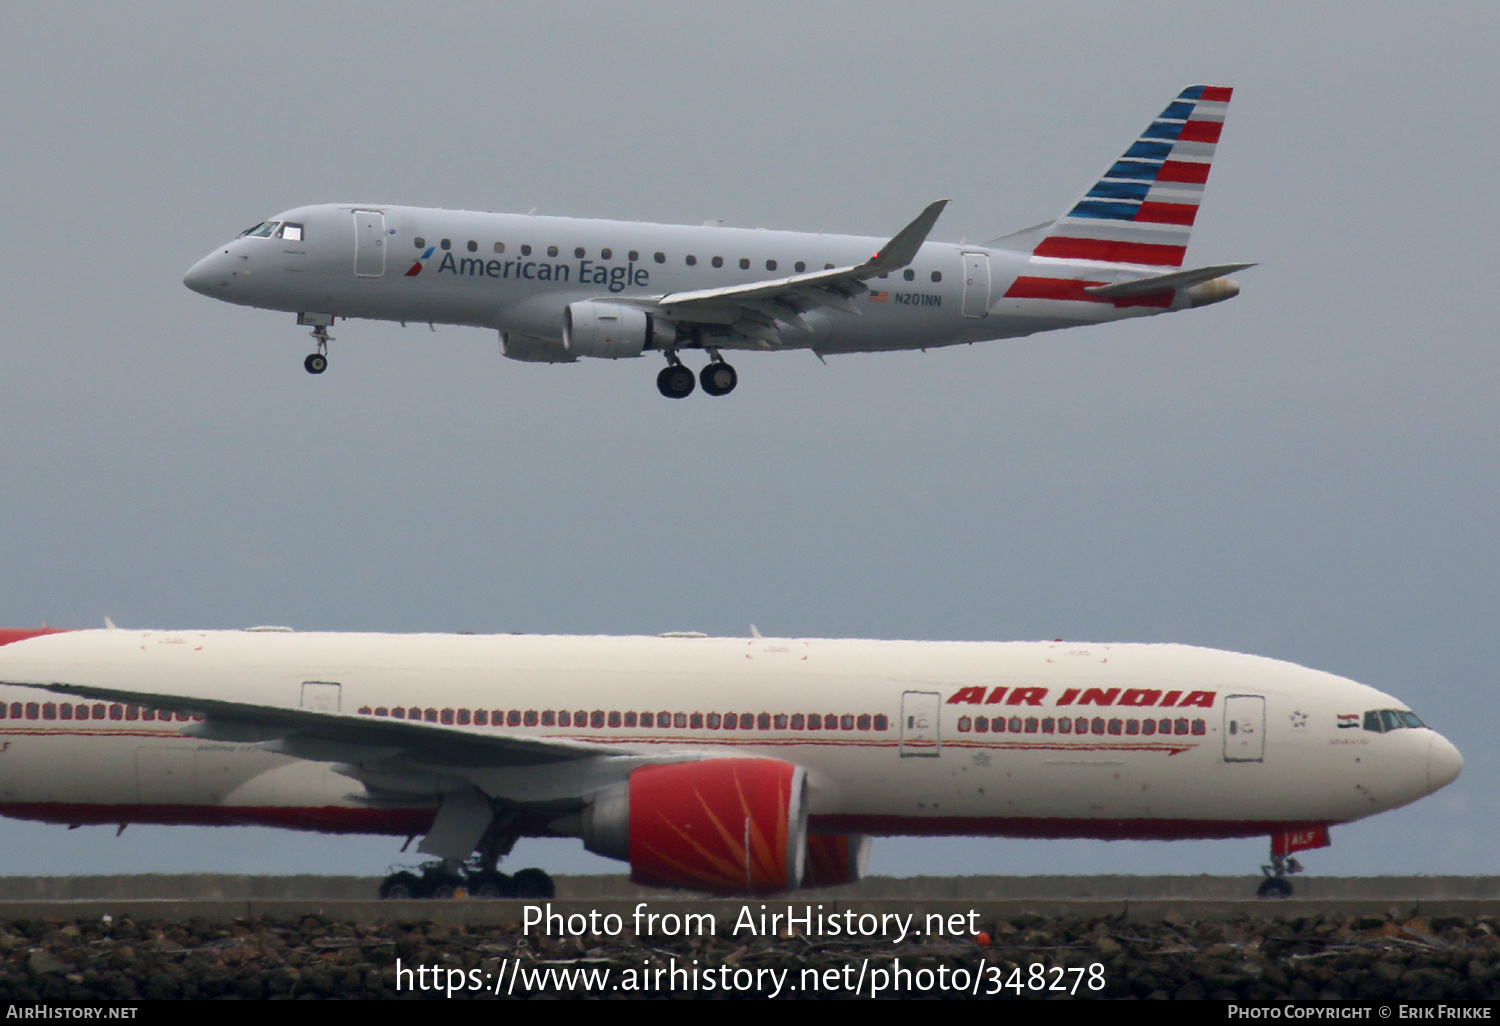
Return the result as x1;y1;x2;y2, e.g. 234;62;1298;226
1032;85;1232;268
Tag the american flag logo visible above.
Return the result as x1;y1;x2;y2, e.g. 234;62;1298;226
869;291;889;303
1337;714;1358;729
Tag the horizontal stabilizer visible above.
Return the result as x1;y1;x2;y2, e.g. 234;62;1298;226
1084;262;1255;298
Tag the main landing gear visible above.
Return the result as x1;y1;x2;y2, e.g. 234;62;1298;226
378;859;556;900
378;809;555;899
700;360;738;397
1257;851;1304;899
304;324;332;375
656;352;737;399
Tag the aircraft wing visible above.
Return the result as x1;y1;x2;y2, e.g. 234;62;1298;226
7;679;633;768
651;199;949;342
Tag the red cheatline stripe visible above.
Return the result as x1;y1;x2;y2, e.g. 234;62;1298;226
1200;86;1233;102
1156;160;1211;184
1134;201;1199;226
0;628;72;647
1032;237;1187;267
1004;276;1172;308
1179;120;1223;144
811;813;1332;842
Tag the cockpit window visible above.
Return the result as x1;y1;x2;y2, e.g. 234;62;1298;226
1364;708;1427;733
240;221;281;238
279;223;303;242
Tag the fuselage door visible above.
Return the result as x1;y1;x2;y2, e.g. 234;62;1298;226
301;681;341;713
1223;694;1265;762
961;251;991;318
900;691;941;757
353;210;386;277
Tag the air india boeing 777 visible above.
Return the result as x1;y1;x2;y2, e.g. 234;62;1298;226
0;627;1459;898
184;86;1251;397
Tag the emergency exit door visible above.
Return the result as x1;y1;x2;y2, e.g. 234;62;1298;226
1223;695;1265;762
961;252;990;318
353;210;386;277
900;691;940;757
301;681;341;713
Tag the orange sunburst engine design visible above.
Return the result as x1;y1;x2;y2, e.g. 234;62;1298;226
627;759;808;895
801;834;871;888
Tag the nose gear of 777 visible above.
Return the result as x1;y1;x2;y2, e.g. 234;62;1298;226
1257;852;1303;898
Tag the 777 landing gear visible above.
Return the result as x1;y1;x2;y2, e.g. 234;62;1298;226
304;324;332;375
1257;851;1303;898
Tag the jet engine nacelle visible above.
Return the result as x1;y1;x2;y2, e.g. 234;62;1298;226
802;834;871;888
582;759;808;895
562;301;674;359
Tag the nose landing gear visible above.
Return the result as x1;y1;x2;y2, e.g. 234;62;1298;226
1257;852;1303;898
304;324;332;375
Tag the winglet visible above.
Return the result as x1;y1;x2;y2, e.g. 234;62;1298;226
866;199;949;273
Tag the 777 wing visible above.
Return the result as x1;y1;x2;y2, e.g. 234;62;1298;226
6;678;697;857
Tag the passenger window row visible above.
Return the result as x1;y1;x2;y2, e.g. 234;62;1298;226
1;701;194;722
957;714;1206;737
357;705;889;733
412;236;942;281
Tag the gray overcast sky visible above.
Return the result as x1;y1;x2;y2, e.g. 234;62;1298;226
1;1;1496;879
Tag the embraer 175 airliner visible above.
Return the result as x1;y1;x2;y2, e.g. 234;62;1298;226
184;86;1251;397
0;626;1460;899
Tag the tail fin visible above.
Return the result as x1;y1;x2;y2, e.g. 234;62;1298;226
1031;85;1233;268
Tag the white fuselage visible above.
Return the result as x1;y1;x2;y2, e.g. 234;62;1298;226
182;204;1202;358
0;630;1460;846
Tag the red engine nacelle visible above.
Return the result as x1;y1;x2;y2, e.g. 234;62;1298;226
583;759;808;895
802;834;871;888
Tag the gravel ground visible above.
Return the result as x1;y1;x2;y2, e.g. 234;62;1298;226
2;911;1498;999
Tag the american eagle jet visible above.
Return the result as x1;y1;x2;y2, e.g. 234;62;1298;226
184;86;1250;397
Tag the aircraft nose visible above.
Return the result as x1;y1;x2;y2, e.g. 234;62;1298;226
1427;733;1463;794
183;252;225;296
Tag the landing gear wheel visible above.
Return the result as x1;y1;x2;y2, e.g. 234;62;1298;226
379;871;422;899
511;867;555;899
657;364;695;399
1257;877;1293;899
700;361;737;396
304;353;327;375
471;872;514;899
